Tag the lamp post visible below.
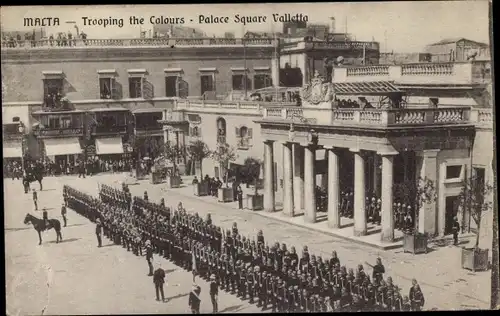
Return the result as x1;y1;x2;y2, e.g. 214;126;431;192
18;122;26;173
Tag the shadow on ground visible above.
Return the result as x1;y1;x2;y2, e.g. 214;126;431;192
48;237;81;244
165;292;189;301
5;227;32;232
219;304;243;313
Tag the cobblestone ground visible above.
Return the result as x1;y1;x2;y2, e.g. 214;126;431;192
5;174;492;314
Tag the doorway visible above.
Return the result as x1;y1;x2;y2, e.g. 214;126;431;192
444;196;460;235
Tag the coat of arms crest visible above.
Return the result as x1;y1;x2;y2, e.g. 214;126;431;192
300;70;335;105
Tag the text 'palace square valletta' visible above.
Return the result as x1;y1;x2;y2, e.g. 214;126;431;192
2;2;497;314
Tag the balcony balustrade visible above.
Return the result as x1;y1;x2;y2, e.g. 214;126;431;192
334;61;491;85
237;137;251;149
1;37;276;49
217;135;227;144
35;127;84;138
264;106;472;128
92;125;127;135
312;41;379;50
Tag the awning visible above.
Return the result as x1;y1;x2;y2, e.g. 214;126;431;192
96;137;124;155
44;137;82;156
333;81;402;95
3;141;22;158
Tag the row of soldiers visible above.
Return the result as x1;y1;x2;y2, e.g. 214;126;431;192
64;183;426;312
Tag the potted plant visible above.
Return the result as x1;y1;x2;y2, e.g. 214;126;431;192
162;142;184;189
187;140;211;196
242;157;264;211
395;177;437;254
211;142;237;203
459;176;493;272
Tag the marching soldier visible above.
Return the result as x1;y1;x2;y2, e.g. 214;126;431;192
409;279;425;311
246;266;255;304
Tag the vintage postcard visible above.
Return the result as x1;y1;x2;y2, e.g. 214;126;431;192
2;2;496;314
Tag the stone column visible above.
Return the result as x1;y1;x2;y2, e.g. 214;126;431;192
283;142;294;216
417;149;439;236
380;152;397;242
304;145;317;223
351;149;367;236
373;155;380;197
327;147;340;228
163;126;169;144
264;140;276;212
293;144;305;213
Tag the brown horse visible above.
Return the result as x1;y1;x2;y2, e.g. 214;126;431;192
24;213;62;245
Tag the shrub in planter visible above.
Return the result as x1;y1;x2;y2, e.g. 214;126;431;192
194;181;209;196
240;157;263;211
458;176;493;272
211;143;237;203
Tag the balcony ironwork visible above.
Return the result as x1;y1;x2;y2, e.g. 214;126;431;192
237;137;251;150
35;127;84;138
217;135;226;144
92;125;127;135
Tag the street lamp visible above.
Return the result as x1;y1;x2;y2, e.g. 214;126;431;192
17;122;26;173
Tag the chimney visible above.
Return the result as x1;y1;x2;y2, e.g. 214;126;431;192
329;17;336;33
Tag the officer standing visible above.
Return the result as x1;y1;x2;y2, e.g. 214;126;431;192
372;257;385;285
96;218;103;247
61;202;67;227
153;261;166;302
209;274;219;313
189;284;202;314
146;240;154;276
409;279;425;311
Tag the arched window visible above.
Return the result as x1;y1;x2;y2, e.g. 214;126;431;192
239;126;248;138
216;117;226;136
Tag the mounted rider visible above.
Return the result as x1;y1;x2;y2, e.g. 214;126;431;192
42;207;50;229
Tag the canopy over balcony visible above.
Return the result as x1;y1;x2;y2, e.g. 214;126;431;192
333;81;402;95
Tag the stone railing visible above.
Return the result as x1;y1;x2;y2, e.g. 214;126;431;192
401;63;454;76
346;66;390;77
333;61;489;85
331;107;470;126
1;37;276;49
312;41;379;50
263;107;471;127
176;100;295;113
35;127;84;137
470;108;493;128
263;107;304;120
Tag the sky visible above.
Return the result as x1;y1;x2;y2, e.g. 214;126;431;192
0;2;491;53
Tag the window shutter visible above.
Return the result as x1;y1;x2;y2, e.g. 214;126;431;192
189;126;193;136
198;126;202;137
248;128;253;138
235;127;240;137
143;79;153;99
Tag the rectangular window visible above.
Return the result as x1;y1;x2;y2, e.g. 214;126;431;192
165;76;178;97
48;117;60;129
201;75;215;95
99;78;114;99
254;74;272;90
129;77;143;98
446;165;463;179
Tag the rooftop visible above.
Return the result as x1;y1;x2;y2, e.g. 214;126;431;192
427;37;488;47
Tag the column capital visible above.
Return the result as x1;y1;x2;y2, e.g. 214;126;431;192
264;140;275;145
324;146;343;153
417;149;440;158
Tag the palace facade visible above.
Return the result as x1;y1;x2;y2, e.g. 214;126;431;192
1;35;493;244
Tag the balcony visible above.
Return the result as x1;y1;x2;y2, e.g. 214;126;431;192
217;135;227;144
333;61;491;85
134;124;163;136
34;127;84;138
92;125;127;135
237;137;251;150
263;106;473;128
0;37;277;49
176;99;296;115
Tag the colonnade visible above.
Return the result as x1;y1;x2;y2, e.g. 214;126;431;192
263;140;399;242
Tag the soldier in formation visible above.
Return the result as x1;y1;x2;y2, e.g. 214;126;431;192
63;183;424;312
